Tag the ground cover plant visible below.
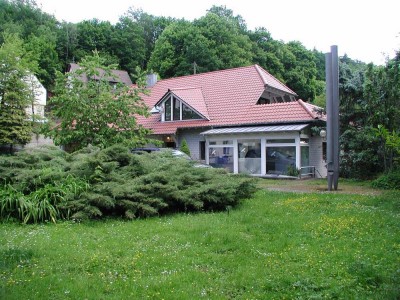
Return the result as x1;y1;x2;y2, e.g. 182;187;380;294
0;186;399;299
0;145;256;223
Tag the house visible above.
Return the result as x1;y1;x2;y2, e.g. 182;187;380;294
24;74;53;148
67;63;132;86
137;64;327;177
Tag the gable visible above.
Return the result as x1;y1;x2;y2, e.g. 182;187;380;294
155;89;209;121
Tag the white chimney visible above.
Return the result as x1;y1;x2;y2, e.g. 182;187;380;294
146;74;158;87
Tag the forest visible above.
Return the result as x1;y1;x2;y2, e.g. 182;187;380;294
0;0;399;180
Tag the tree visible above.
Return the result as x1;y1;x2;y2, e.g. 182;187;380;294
110;16;146;74
248;28;285;81
148;8;253;78
282;41;320;101
74;19;116;63
0;32;35;152
126;8;174;69
195;9;253;70
25;27;61;89
148;20;219;78
43;51;151;150
180;139;190;156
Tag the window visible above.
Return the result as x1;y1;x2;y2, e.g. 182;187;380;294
173;97;180;120
257;97;270;105
209;140;233;145
238;139;261;174
209;147;234;172
161;95;202;121
300;146;310;175
266;146;296;175
267;139;295;144
164;98;171;121
182;103;199;120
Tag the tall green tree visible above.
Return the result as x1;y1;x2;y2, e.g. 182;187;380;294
25;26;61;88
0;32;35;152
148;20;218;78
74;19;116;64
248;27;285;81
110;16;146;74
126;8;174;69
281;41;320;101
195;8;253;70
149;7;253;78
43;51;151;150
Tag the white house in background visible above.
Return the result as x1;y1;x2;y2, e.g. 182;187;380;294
24;73;46;120
24;74;53;148
136;65;327;178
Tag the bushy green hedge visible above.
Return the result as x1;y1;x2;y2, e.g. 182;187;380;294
372;169;400;190
0;145;257;223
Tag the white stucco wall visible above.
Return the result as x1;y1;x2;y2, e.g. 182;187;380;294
24;74;46;119
176;129;206;160
309;135;327;178
25;134;54;148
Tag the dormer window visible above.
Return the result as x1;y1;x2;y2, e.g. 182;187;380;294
161;94;203;122
257;88;296;105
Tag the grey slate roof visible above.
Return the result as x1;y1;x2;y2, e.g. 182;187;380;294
68;63;132;86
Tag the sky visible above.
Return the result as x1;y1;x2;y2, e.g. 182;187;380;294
37;0;399;65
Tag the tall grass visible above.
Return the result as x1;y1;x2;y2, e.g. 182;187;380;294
0;176;89;223
1;189;398;299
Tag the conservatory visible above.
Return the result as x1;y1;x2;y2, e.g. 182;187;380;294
201;124;317;177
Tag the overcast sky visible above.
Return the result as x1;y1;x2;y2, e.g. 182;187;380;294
37;0;399;65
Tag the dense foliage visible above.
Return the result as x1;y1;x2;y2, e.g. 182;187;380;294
42;51;151;150
0;145;257;223
339;54;400;178
0;0;323;100
372;169;400;190
0;32;34;152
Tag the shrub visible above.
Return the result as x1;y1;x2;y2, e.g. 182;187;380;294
372;169;400;190
180;139;191;156
0;145;258;223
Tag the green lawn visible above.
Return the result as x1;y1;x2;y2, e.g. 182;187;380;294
1;186;399;299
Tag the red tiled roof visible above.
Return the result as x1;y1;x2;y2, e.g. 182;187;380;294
136;64;324;135
254;64;297;95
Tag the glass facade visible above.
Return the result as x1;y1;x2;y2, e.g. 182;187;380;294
300;146;310;175
266;146;296;175
208;146;234;172
164;98;171;121
205;128;315;176
238;139;261;174
173;97;180;120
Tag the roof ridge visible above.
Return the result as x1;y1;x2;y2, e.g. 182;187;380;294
298;99;318;119
157;64;256;83
254;64;297;96
170;86;201;91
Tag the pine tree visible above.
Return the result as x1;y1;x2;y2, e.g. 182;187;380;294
180;139;191;156
0;32;34;153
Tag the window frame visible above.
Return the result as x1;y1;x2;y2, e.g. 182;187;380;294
160;94;203;122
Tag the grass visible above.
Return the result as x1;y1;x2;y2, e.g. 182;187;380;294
1;184;399;299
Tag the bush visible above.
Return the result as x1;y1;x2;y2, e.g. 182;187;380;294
372;169;400;190
180;139;191;156
0;145;258;223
